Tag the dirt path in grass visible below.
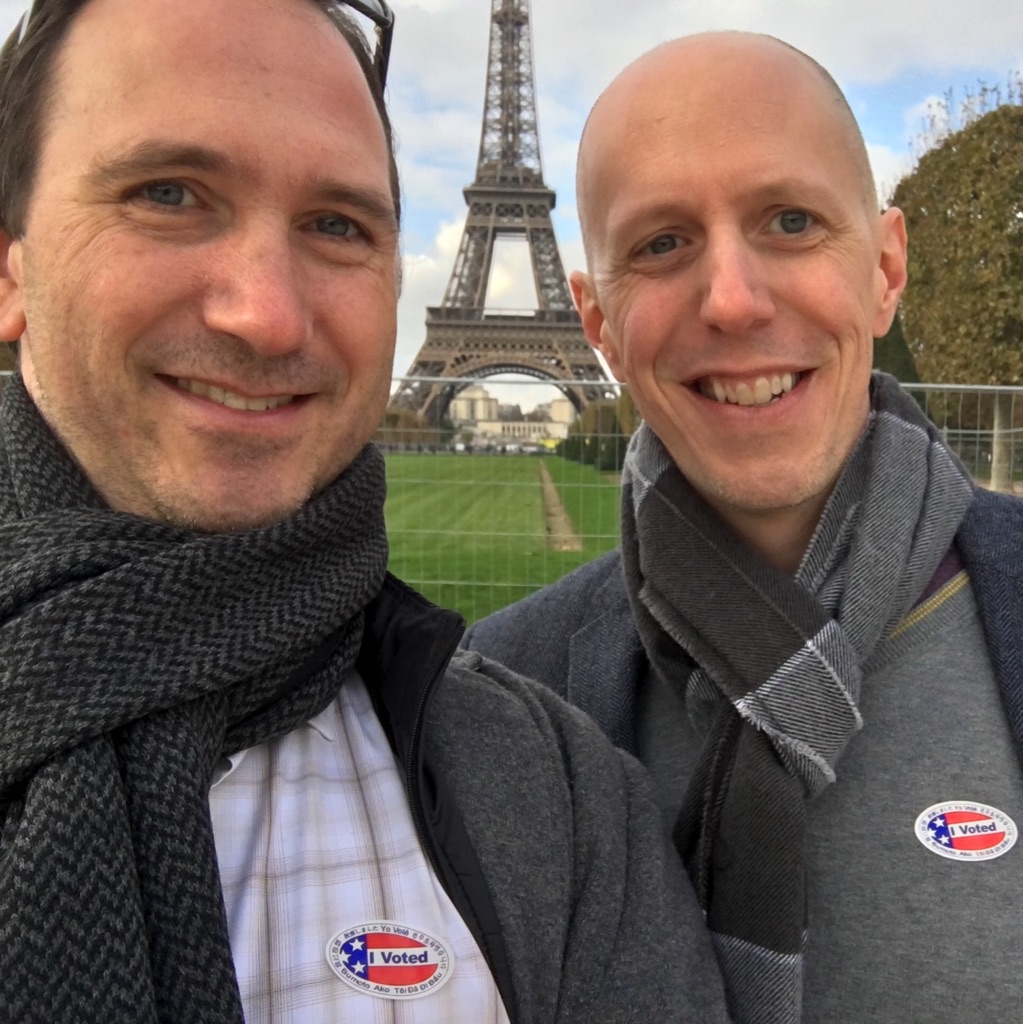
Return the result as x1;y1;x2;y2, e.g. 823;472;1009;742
539;463;583;552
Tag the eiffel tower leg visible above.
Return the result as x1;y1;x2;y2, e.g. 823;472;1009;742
391;0;610;422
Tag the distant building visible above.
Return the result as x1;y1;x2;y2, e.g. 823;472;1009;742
448;384;576;446
475;419;570;442
449;385;499;424
549;397;575;425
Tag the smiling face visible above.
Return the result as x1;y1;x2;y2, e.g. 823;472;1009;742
0;0;399;531
572;34;907;567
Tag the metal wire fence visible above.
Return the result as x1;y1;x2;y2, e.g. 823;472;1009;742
3;371;1022;622
379;377;629;621
902;383;1023;492
382;378;1023;622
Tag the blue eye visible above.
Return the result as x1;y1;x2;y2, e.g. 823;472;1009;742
646;235;680;255
772;210;812;234
316;213;359;238
142;182;188;206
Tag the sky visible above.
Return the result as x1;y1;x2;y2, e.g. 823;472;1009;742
1;0;1021;409
382;0;1023;408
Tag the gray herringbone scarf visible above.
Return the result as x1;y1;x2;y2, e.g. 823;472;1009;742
0;373;389;1023
620;373;974;1024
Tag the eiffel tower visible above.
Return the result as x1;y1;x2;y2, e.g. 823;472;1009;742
391;0;611;423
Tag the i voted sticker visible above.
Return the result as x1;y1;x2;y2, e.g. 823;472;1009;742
915;801;1017;862
326;921;454;1000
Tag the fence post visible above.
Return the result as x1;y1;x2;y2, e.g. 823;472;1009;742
991;390;1015;493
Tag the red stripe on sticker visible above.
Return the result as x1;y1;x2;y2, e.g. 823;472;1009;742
366;933;425;949
367;965;437;985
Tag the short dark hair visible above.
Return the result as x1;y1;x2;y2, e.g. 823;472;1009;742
0;0;401;239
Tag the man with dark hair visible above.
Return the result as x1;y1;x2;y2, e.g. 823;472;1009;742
0;2;730;1021
466;31;1023;1024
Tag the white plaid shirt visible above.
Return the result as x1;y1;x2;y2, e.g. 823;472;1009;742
209;669;511;1024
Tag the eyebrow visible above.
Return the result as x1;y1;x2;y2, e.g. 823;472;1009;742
310;182;398;231
608;176;845;231
740;176;844;208
87;140;398;229
87;141;229;183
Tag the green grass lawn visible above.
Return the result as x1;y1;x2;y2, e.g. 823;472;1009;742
384;452;621;623
540;456;622;543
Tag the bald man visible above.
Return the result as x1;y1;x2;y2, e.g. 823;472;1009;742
465;32;1023;1024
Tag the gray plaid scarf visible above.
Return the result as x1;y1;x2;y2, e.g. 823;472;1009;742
0;374;389;1023
620;373;974;1024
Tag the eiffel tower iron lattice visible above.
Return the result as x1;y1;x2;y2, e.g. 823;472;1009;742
391;0;612;424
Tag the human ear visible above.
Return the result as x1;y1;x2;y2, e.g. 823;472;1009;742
0;232;26;342
872;207;908;337
570;269;625;382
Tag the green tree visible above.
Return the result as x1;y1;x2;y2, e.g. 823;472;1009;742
893;92;1023;488
894;102;1023;385
873;311;920;382
578;400;625;470
616;387;641;436
560;424;584;463
375;408;434;446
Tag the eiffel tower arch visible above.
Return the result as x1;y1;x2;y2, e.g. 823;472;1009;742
391;0;612;425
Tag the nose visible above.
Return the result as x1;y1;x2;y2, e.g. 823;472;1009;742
698;231;775;334
201;223;312;355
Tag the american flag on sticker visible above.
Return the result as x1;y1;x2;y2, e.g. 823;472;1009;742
915;801;1018;862
326;921;454;1000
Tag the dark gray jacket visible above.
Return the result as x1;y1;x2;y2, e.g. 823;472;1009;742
461;487;1023;771
363;574;730;1023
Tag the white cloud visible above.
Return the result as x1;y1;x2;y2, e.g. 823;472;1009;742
388;0;1023;399
904;93;950;135
868;144;916;205
394;215;586;377
390;1;1023;325
529;0;1023;91
395;216;465;373
485;240;537;307
0;2;20;35
6;0;1020;391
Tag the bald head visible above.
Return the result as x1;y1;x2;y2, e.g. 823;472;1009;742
576;33;876;268
566;29;907;569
